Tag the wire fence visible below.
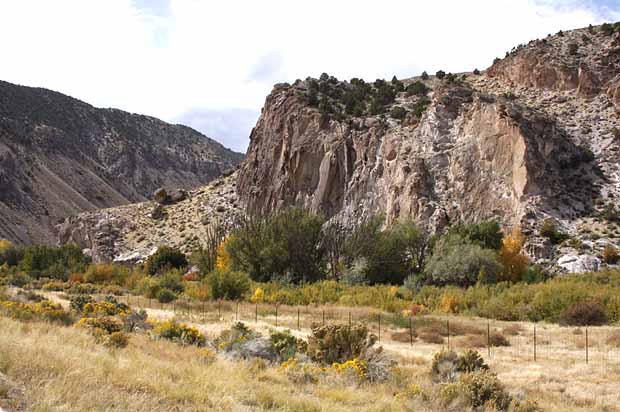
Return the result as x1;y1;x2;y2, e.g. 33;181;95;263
113;294;620;367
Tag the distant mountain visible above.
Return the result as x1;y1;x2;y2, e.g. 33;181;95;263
0;80;244;244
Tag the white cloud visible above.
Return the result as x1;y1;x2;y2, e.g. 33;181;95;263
0;0;616;151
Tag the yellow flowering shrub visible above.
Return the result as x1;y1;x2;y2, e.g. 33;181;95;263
215;322;255;351
280;357;324;384
440;292;460;314
250;287;265;303
331;358;368;380
82;301;129;317
152;319;206;346
0;299;73;325
198;348;217;365
77;316;123;334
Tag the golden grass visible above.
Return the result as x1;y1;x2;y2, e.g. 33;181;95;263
3;290;620;412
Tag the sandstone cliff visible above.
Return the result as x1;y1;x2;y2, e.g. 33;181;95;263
0;80;244;244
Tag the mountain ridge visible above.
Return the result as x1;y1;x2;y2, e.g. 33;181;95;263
0;79;244;244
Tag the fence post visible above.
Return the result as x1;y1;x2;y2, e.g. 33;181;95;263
447;320;450;349
586;327;589;365
217;300;221;319
534;325;537;362
409;316;413;346
322;310;325;326
348;311;352;328
378;313;381;342
275;304;278;327
297;307;300;330
487;321;491;357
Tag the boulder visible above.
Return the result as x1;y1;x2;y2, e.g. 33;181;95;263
557;254;600;273
153;188;188;205
150;203;165;220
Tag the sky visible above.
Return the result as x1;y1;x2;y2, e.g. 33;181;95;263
1;1;619;153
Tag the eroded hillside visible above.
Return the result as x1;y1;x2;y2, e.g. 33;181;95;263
0;80;244;244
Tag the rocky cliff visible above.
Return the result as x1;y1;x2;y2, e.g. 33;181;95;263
0;80;244;244
237;24;620;266
58;23;620;269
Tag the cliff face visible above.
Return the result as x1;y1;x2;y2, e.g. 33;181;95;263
0;80;244;244
238;75;601;237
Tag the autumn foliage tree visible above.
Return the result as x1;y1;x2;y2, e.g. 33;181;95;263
215;237;233;270
498;227;530;282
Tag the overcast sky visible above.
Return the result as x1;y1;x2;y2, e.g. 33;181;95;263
1;1;619;153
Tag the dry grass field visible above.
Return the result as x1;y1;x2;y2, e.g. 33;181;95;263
1;290;618;412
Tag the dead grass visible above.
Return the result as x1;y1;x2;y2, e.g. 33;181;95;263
391;330;416;343
461;332;510;348
502;324;523;336
5;290;620;412
418;330;444;344
605;331;620;348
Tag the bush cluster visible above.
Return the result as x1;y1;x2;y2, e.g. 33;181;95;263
307;323;377;364
300;74;431;121
152;319;206;346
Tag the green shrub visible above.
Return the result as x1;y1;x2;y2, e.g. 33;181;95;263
344;217;426;284
69;294;95;312
307;323;376;364
446;220;503;250
406;81;428;96
413;97;430;117
0;243;24;267
559;301;608;326
19;244;90;279
227;209;326;283
270;329;306;361
430;349;459;382
539;219;569;244
424;235;502;287
216;322;256;351
389;106;407;120
435;70;446;79
145;246;187;275
156;270;184;293
458;371;512;411
7;272;32;287
156;288;176;303
205;269;250;300
457;349;489;373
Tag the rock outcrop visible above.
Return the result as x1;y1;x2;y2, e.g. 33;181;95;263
57;172;242;263
0;80;244;244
